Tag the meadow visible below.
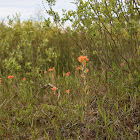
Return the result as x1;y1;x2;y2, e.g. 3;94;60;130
0;0;140;139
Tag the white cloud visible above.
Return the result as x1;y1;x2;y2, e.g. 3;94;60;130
0;7;34;20
0;0;76;21
0;0;39;7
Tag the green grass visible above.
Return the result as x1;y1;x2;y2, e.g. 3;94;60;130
0;61;139;139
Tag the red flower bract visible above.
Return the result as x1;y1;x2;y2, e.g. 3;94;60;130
49;67;55;72
8;75;14;79
51;87;56;91
78;56;89;63
44;71;47;74
66;90;70;94
120;63;124;67
81;74;84;77
66;72;70;76
76;65;82;70
23;77;26;81
85;68;89;73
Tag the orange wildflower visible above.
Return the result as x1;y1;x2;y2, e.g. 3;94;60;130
66;72;70;76
44;71;47;74
23;77;26;81
49;73;54;76
8;75;14;79
85;68;89;73
58;75;60;78
66;90;70;94
0;78;2;80
76;66;82;70
84;56;89;61
49;69;53;72
120;63;124;67
49;67;55;72
51;87;56;91
83;62;86;65
0;80;2;83
78;56;84;63
78;56;89;63
81;74;84;77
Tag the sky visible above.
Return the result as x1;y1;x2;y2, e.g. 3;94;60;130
0;0;76;21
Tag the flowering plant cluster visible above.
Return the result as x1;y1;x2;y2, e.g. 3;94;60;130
66;72;70;76
78;55;89;65
8;75;14;80
78;55;89;95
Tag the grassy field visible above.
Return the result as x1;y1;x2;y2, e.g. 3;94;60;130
0;0;140;139
0;43;139;139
